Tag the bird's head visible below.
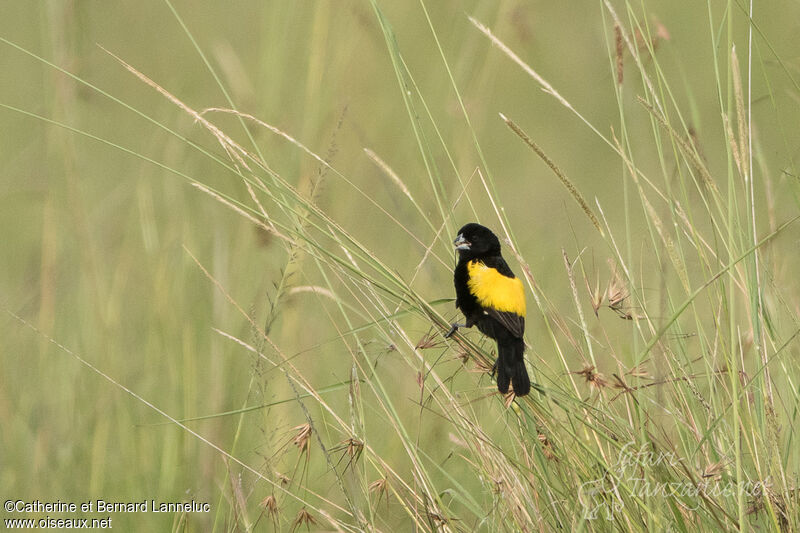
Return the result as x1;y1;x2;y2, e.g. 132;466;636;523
453;223;501;258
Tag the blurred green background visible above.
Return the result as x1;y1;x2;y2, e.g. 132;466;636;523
3;0;800;530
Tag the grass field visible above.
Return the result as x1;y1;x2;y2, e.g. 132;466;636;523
3;1;800;531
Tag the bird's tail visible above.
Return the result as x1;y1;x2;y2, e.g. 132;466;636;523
496;337;530;396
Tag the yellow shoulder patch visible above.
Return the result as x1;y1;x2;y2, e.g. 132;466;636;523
467;260;526;317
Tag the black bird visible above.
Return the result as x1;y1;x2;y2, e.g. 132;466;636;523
445;223;530;396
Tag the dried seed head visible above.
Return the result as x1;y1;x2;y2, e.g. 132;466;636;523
574;364;609;390
292;423;312;454
415;331;439;350
291;508;317;530
586;271;603;317
369;477;389;506
605;268;628;310
538;433;558;462
261;495;278;515
333;437;364;471
701;461;727;481
605;262;640;320
369;477;388;494
345;438;363;458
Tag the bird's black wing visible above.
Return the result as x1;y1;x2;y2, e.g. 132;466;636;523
484;310;525;340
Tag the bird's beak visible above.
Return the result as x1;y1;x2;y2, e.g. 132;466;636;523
453;233;470;250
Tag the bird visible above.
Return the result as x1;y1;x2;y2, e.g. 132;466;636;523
445;223;531;396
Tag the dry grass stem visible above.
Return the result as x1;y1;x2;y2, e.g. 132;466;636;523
503;115;603;235
636;96;718;193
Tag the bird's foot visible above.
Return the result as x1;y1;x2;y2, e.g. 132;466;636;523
444;323;465;339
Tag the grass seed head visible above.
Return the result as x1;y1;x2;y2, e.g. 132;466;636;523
292;424;312;454
455;350;470;364
415;331;439;349
369;477;389;506
574;364;609;390
291;508;317;531
537;433;558;461
333;437;364;471
701;461;727;481
261;495;278;515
